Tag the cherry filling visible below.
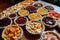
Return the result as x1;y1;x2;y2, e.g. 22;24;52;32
9;13;16;18
10;37;14;40
49;11;60;18
34;3;43;8
26;6;37;13
45;6;54;11
42;17;56;25
16;17;27;24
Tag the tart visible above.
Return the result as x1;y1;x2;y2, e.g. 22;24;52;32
6;7;14;13
26;6;37;13
8;13;17;19
33;2;43;8
0;13;5;19
12;4;19;10
45;6;54;11
57;19;60;28
25;0;35;3
41;31;60;40
2;25;23;40
18;9;29;17
14;16;28;26
19;1;31;7
49;11;60;19
0;17;12;28
26;21;45;34
37;7;48;15
42;16;57;28
19;0;35;7
29;13;41;21
3;10;10;16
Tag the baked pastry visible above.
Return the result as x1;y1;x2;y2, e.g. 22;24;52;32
41;31;60;40
0;13;5;19
29;13;41;21
26;21;45;34
19;0;35;7
0;17;12;28
14;16;28;26
18;9;29;17
45;6;54;11
33;2;43;8
57;19;60;28
2;25;23;40
37;7;48;15
8;12;17;19
42;16;57;28
49;11;60;19
26;6;37;13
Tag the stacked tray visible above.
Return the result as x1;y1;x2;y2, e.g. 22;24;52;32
0;1;60;40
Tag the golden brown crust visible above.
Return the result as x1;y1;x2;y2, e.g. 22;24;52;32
19;0;35;7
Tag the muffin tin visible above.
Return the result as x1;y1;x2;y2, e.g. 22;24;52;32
0;1;60;40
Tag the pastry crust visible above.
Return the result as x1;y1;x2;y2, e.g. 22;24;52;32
19;0;35;7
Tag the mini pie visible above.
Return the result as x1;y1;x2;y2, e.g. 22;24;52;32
42;16;57;28
45;6;54;11
19;0;35;7
33;2;43;8
0;13;5;19
57;19;60;28
8;13;17;19
0;17;12;27
49;11;60;19
26;6;37;13
37;7;48;15
25;0;35;3
19;1;31;7
14;16;28;26
6;7;15;13
2;25;23;40
42;31;60;40
29;13;41;21
18;9;29;17
26;21;44;34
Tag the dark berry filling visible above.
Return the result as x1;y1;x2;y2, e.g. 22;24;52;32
34;3;43;8
26;6;37;13
0;18;11;27
9;14;16;18
42;17;56;25
16;17;27;24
